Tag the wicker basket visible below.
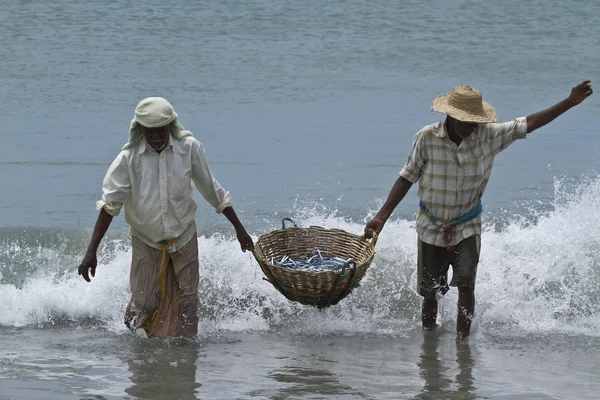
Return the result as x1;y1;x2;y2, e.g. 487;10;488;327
252;218;377;308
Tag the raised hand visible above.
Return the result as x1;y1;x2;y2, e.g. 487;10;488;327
568;80;593;105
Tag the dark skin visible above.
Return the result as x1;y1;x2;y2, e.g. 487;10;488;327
78;125;254;282
364;80;593;338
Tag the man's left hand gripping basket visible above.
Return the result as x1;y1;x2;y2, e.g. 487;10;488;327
251;218;378;308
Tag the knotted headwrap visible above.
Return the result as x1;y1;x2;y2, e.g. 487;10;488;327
123;97;192;150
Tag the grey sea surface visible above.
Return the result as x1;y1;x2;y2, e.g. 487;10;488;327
2;327;599;400
1;0;600;399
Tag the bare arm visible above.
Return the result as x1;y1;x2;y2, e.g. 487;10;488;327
526;80;593;133
222;206;254;252
364;176;414;238
78;208;113;282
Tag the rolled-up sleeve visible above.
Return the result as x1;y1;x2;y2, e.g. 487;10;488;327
190;141;232;214
96;152;131;216
399;130;426;183
487;116;528;155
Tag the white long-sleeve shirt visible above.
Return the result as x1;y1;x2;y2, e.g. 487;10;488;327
97;135;232;251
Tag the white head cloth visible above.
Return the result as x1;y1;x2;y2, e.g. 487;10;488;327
123;97;192;150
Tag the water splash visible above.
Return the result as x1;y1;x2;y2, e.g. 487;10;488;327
1;174;600;337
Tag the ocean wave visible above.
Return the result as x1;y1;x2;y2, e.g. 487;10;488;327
2;174;600;337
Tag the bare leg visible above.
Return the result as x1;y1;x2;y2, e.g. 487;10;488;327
422;296;438;330
457;287;475;338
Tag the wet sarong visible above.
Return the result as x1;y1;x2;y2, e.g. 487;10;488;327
125;235;199;338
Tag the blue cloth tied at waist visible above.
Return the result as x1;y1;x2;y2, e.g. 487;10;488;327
418;200;483;252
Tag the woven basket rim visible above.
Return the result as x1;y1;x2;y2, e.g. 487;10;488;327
253;226;375;273
254;224;364;238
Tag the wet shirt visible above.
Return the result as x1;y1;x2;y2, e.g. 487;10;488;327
400;117;528;247
97;135;231;251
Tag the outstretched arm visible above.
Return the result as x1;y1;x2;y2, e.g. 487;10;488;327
78;208;114;282
526;80;593;133
364;176;414;238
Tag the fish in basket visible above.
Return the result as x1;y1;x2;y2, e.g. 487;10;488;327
251;218;378;308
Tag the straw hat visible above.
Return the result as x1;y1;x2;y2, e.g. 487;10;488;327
431;86;497;123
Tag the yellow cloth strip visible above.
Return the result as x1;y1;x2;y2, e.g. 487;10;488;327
142;238;178;330
157;238;178;307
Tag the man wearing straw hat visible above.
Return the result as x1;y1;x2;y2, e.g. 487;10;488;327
77;97;254;338
364;81;593;338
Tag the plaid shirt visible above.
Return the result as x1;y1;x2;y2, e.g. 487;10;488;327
400;117;528;247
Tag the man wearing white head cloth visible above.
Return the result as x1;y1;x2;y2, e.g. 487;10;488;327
77;97;254;338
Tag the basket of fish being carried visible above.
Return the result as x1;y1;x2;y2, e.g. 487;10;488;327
251;218;378;308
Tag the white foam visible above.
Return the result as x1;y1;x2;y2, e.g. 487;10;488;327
1;174;600;337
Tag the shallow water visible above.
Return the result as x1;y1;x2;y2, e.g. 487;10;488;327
2;327;599;399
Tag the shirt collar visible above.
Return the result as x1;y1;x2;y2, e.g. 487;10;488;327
434;118;482;143
432;119;449;138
